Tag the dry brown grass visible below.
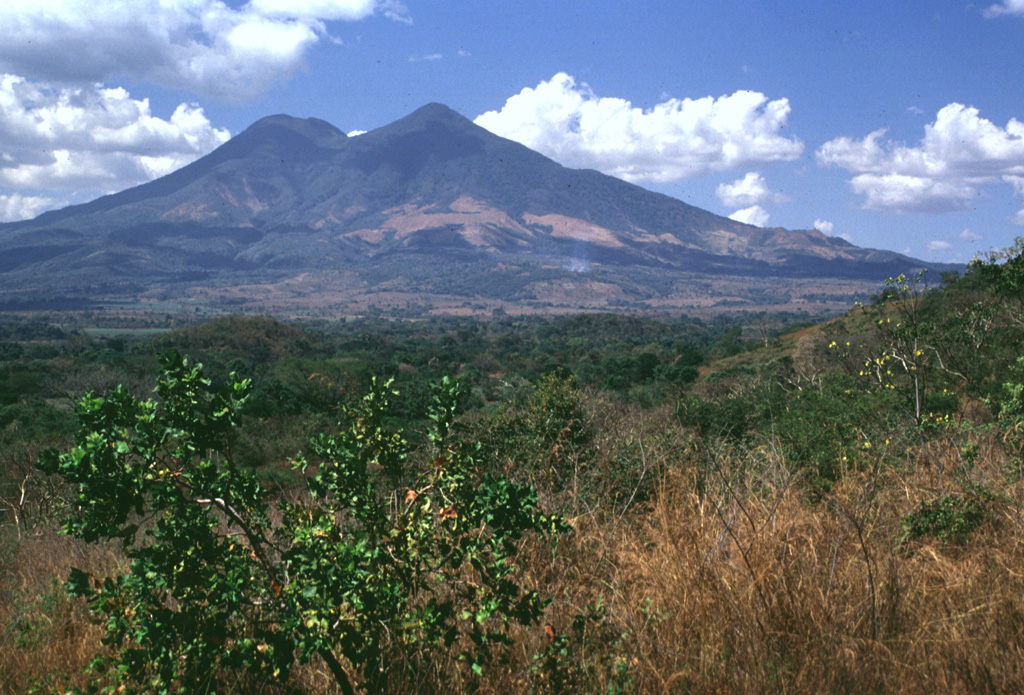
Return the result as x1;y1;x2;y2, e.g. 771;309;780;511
521;424;1024;695
0;526;125;695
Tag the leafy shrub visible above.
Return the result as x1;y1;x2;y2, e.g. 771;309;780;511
900;493;986;546
39;351;564;694
676;393;752;440
766;373;903;485
483;372;593;494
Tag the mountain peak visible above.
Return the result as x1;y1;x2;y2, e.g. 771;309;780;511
239;114;348;146
376;102;481;138
406;102;472;122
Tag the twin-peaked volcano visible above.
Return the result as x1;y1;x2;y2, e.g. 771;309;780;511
0;103;947;314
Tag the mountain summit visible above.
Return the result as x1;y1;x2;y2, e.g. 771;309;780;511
0;104;947;315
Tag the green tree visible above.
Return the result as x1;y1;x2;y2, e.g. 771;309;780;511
39;350;563;694
969;236;1024;327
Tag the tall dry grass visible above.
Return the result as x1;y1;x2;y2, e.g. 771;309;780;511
524;414;1024;694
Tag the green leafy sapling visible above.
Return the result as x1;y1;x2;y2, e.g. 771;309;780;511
40;353;564;694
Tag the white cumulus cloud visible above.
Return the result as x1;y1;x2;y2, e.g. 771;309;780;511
0;75;229;205
928;240;952;251
984;0;1024;18
716;172;789;208
0;193;56;222
817;103;1024;215
729;205;770;227
0;0;405;102
475;73;803;183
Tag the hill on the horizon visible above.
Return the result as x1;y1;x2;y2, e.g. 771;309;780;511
0;103;956;317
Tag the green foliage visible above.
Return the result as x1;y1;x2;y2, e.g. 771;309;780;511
968;236;1024;314
484;372;593;493
922;239;1024;398
990;357;1024;476
679;369;902;487
531;598;633;695
39;351;564;694
677;388;753;440
994;357;1024;423
900;493;986;546
766;373;901;485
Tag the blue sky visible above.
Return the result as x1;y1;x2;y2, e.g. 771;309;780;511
2;1;1024;264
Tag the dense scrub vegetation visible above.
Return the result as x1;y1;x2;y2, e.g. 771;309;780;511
4;244;1024;693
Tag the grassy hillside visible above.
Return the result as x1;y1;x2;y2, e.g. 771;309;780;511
2;244;1024;693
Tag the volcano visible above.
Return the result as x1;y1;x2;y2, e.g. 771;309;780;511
0;103;950;315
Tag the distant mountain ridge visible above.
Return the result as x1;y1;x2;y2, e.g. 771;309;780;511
0;103;954;315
